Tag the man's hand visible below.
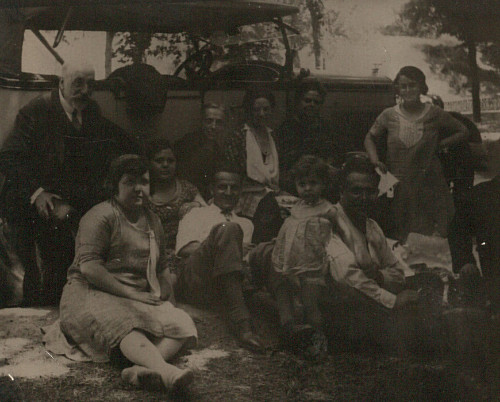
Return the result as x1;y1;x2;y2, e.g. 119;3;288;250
363;267;384;286
459;263;480;281
394;289;419;309
34;191;62;219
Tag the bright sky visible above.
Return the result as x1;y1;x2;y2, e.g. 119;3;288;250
22;0;465;101
302;0;464;101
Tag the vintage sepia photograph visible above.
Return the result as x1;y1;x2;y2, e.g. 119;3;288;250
0;1;499;400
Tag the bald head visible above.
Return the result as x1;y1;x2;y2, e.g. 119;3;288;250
59;61;95;111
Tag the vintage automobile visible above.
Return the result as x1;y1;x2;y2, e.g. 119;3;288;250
0;0;395;152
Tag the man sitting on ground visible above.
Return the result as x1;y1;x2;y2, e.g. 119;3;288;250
175;169;263;352
325;156;424;349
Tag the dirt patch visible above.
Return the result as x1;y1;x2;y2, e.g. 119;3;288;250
0;308;72;380
183;348;229;371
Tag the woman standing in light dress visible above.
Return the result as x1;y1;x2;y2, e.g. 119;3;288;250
364;66;469;242
57;155;197;393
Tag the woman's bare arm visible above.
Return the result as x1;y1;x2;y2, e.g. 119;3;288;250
364;133;387;172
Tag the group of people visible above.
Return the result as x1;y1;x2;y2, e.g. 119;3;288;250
0;60;497;394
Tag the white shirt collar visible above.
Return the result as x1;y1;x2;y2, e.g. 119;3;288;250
59;89;73;115
59;89;82;124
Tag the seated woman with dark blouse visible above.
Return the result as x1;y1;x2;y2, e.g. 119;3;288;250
54;155;197;393
145;138;206;251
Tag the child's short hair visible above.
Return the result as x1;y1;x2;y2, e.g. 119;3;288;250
290;155;330;185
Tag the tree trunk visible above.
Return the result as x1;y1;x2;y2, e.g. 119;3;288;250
466;36;481;122
104;32;114;77
306;0;323;70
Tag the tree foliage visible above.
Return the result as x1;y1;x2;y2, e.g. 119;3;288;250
110;0;344;72
418;43;500;96
383;0;500;119
113;32;189;70
383;0;500;41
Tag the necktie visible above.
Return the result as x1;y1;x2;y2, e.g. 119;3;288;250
71;109;81;130
221;211;232;222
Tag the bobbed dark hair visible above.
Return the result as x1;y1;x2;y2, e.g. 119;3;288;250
105;154;149;196
339;153;380;189
290;155;330;187
294;78;326;105
144;137;174;161
394;65;428;95
242;87;276;119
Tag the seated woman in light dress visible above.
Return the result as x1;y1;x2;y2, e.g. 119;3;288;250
53;155;197;393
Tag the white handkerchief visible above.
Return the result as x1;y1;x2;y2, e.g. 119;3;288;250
376;168;399;198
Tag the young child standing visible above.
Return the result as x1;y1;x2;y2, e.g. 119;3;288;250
270;155;335;359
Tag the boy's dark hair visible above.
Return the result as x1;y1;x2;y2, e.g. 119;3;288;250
290;155;330;186
294;78;327;105
242;87;276;119
339;153;380;188
144;137;174;161
105;154;149;196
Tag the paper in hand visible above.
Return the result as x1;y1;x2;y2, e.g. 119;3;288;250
375;167;399;198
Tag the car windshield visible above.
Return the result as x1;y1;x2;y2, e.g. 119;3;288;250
0;1;298;79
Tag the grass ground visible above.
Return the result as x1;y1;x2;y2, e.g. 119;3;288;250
1;295;499;402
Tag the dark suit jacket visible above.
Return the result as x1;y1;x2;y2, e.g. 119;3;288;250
472;175;500;278
174;130;222;201
0;89;137;218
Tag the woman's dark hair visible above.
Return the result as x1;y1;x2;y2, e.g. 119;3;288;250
339;153;380;189
242;87;276;119
105;154;149;196
144;137;174;161
290;155;331;187
294;78;326;105
394;65;428;95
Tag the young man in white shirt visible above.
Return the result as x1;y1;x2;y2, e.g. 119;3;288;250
176;169;263;352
